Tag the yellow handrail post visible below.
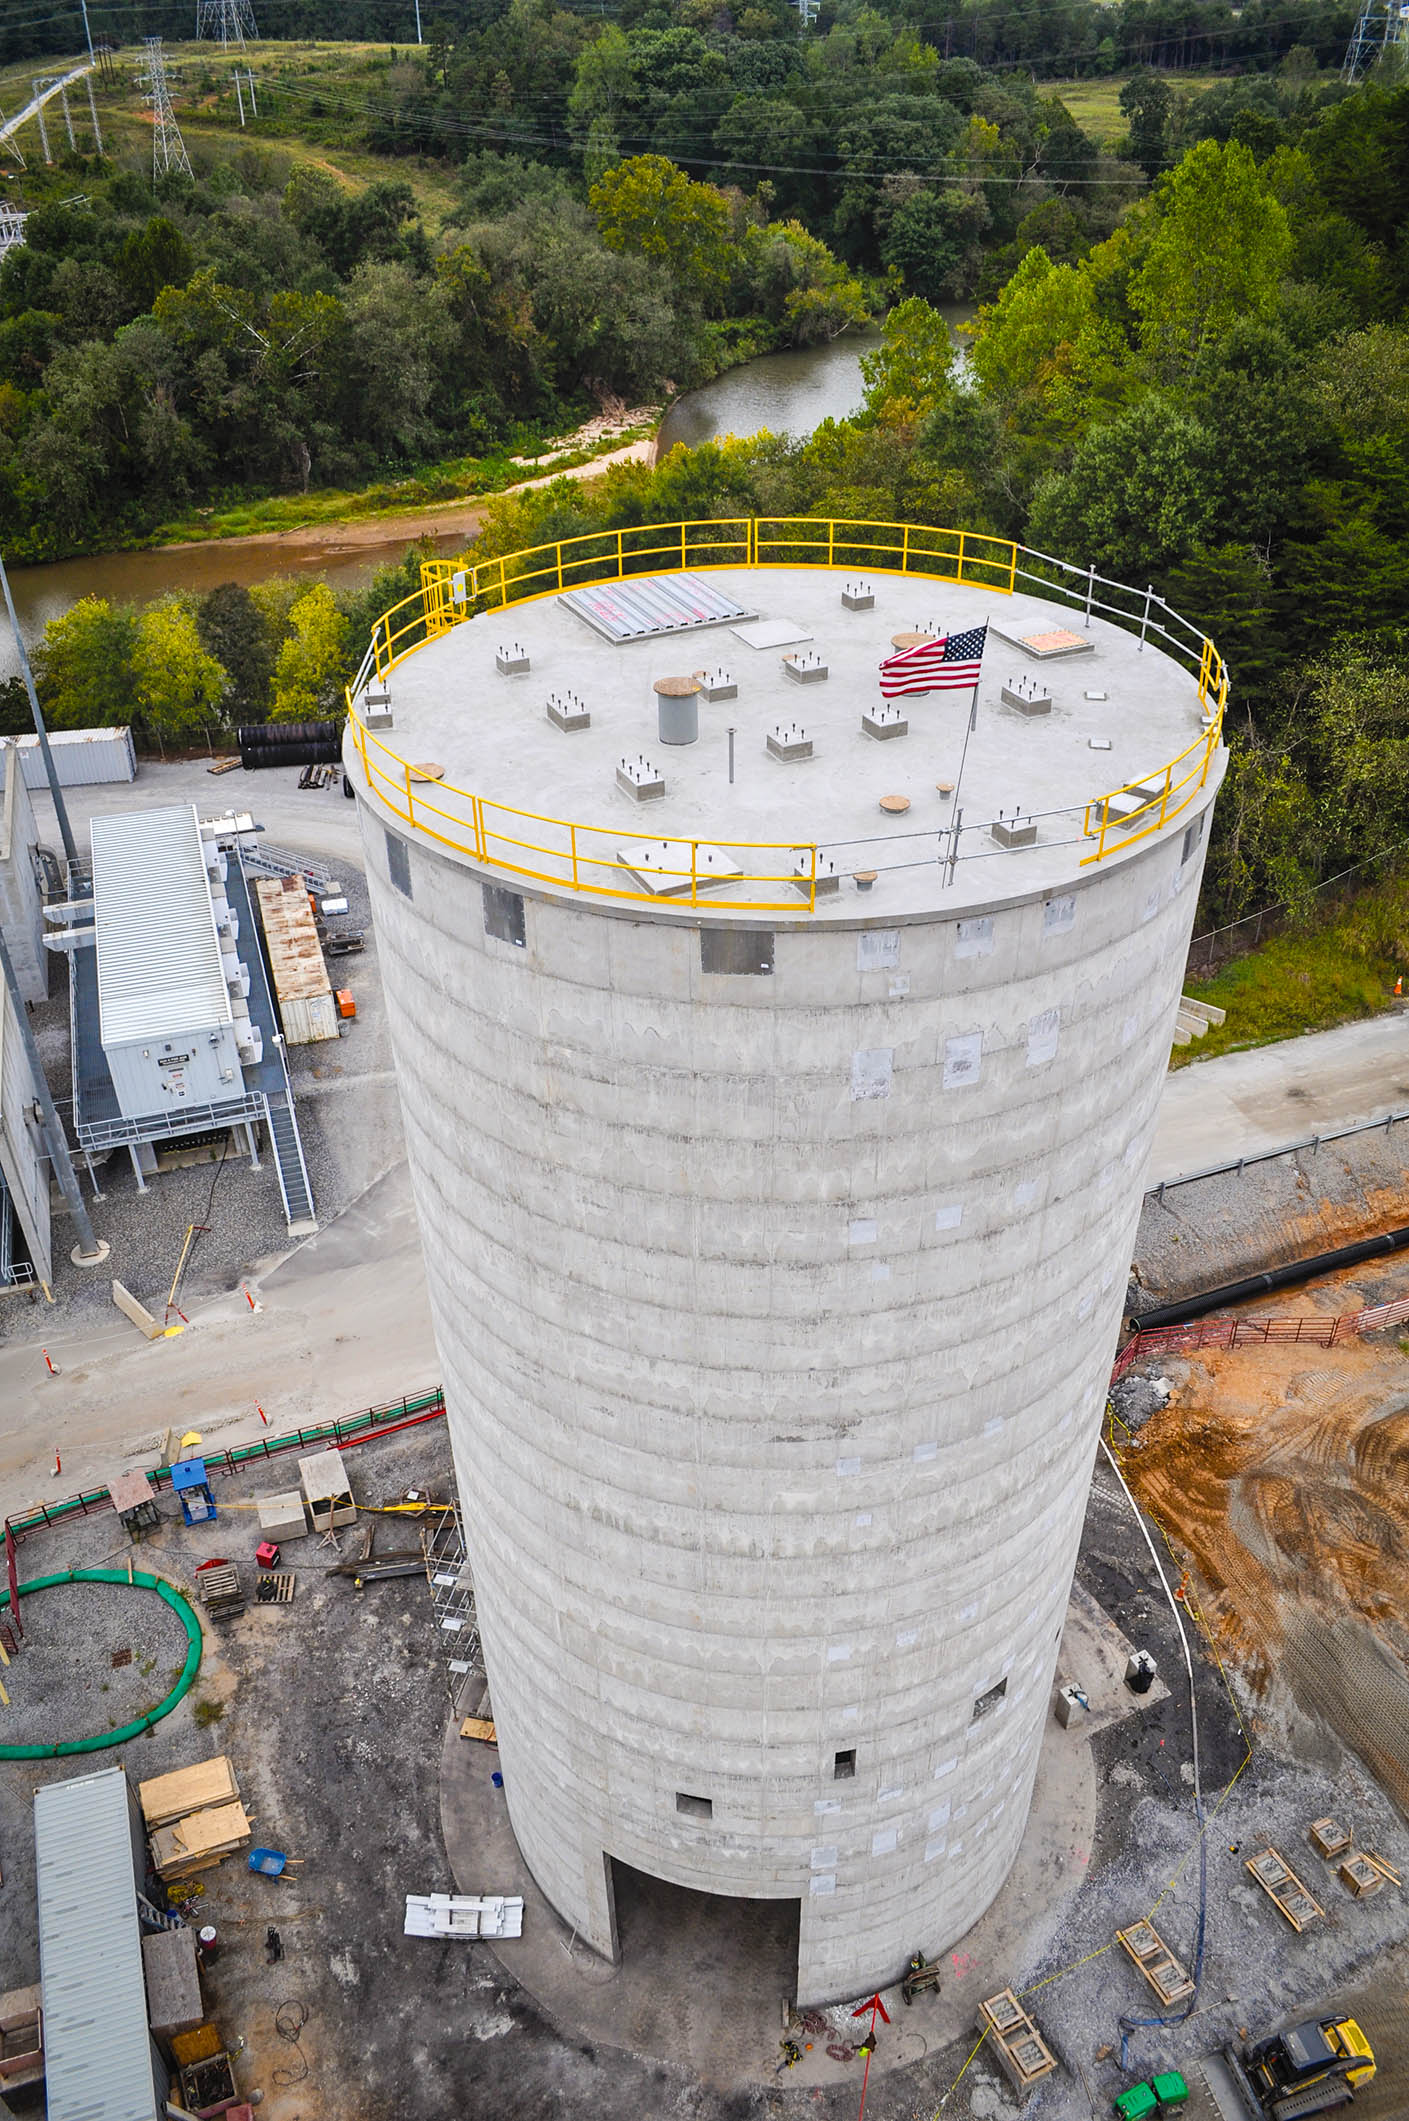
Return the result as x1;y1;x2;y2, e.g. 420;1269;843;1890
556;543;563;592
902;523;911;574
570;822;579;891
404;759;414;825
828;520;835;568
1008;542;1017;594
690;839;698;907
617;528;624;581
957;529;967;584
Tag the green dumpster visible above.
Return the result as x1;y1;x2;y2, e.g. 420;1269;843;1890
1153;2072;1189;2109
1114;2086;1159;2121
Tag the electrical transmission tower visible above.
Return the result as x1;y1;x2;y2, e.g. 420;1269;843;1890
140;39;191;181
1343;0;1409;79
196;0;258;50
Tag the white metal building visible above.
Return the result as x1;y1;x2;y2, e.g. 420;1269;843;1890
0;973;51;1289
34;1766;168;2121
345;530;1228;2002
91;803;259;1118
13;725;136;790
0;737;46;1006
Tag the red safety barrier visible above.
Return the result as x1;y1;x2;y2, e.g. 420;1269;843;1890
5;1388;447;1547
1112;1291;1409;1383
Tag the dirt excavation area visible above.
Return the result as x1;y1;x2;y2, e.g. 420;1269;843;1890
1118;1266;1409;1818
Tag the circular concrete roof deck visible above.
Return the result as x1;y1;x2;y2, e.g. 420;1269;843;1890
348;541;1225;922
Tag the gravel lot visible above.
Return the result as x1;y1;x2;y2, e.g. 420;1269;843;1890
0;1573;194;1746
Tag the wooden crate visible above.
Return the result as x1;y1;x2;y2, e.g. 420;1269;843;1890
978;1992;1058;2098
1308;1817;1351;1860
1116;1922;1196;2006
1245;1847;1324;1932
1339;1853;1383;1899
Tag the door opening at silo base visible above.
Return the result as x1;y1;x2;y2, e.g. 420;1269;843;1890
605;1856;802;2043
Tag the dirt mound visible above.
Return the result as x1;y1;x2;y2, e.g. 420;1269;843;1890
1124;1326;1409;1812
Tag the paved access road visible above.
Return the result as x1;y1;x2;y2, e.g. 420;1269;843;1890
1150;1013;1409;1187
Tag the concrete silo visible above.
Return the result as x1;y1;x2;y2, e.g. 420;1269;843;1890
345;523;1227;2004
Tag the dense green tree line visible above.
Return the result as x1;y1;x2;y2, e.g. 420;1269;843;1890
0;143;871;559
0;0;1359;79
0;552;425;747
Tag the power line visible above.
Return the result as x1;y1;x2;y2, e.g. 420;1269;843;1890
140;34;191;178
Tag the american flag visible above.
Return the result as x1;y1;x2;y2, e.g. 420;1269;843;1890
878;624;988;697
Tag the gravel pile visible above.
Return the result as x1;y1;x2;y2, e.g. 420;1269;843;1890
0;1575;193;1747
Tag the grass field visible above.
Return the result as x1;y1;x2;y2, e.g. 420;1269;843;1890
1173;868;1409;1067
1045;73;1223;143
0;41;466;232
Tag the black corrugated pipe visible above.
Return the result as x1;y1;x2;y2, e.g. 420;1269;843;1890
1129;1223;1409;1332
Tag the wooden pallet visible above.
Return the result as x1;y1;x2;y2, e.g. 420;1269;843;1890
1116;1920;1196;2006
255;1573;296;1604
1245;1847;1324;1932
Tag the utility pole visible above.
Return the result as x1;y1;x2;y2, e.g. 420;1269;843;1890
77;0;94;61
0;551;76;871
140;38;192;181
84;71;102;154
233;69;245;125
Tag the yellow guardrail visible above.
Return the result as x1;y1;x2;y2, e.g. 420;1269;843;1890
344;517;1228;910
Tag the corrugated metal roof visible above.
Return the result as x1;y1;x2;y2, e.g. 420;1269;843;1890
91;804;232;1048
34;1767;161;2121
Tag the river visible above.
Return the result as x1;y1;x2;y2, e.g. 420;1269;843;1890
656;303;972;455
2;306;975;681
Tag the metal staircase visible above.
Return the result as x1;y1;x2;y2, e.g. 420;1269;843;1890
236;839;341;893
263;1088;317;1235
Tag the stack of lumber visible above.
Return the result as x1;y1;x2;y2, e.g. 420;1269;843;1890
140;1757;252;1882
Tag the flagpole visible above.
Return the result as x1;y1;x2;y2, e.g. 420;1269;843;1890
945;683;980;887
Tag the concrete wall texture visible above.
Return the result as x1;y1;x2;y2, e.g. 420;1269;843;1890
357;769;1222;2004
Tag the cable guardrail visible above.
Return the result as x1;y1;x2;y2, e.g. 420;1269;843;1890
343;518;1229;910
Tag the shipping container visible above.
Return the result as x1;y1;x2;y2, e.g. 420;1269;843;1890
254;874;338;1044
16;725;137;788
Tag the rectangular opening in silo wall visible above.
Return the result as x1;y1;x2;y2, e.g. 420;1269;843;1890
833;1749;856;1780
1181;814;1205;865
972;1678;1007;1722
675;1792;713;1819
483;884;526;948
700;928;773;975
385;830;413;900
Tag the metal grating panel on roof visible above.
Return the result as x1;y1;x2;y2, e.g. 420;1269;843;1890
35;1767;162;2121
559;571;755;643
91;803;232;1048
